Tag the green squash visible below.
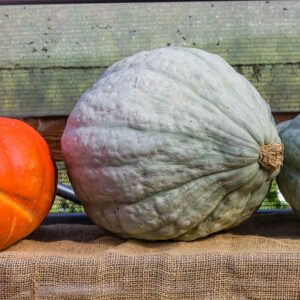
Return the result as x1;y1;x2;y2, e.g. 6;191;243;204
277;115;300;216
62;47;283;241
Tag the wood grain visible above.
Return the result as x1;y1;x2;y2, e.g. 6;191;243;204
0;1;299;116
22;116;66;160
22;113;299;161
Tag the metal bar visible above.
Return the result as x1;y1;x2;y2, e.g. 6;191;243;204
44;210;293;225
56;183;81;205
43;212;94;225
256;209;293;215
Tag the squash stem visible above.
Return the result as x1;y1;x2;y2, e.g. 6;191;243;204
258;143;284;171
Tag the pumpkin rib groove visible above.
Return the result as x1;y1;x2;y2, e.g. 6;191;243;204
0;189;40;219
66;128;258;169
72;154;259;207
87;47;273;147
162;47;271;130
131;77;260;147
176;165;265;240
0;187;32;202
79;122;257;151
139;166;226;200
67;123;259;160
73;152;258;170
209;167;263;217
127;65;261;145
84;162;258;223
104;166;258;238
178;163;261;234
217;179;269;232
194;92;261;145
244;82;274;141
107;47;268;146
187;47;268;114
71;152;259;189
93;60;262;146
79;80;255;149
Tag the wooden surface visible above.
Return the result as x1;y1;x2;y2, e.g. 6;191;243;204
21;112;299;161
22;116;66;160
0;1;299;116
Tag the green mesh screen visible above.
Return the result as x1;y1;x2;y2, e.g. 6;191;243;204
0;2;297;212
261;181;289;210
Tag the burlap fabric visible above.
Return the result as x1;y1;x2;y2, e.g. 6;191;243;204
1;212;300;300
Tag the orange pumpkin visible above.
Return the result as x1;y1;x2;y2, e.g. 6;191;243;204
0;117;56;250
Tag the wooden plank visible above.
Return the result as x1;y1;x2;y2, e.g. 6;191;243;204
273;112;299;124
1;63;299;117
0;1;298;69
22;116;66;160
21;113;299;161
0;1;299;116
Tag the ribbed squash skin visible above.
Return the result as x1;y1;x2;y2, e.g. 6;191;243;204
62;47;281;241
277;115;300;216
0;118;56;250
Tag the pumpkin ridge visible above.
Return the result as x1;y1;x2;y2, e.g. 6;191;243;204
243;82;273;135
167;47;269;114
70;125;259;161
99;47;273;145
132;66;262;145
0;189;40;220
176;164;264;240
84;65;264;147
75;151;258;174
107;163;260;235
97;61;260;146
67;124;258;167
146;47;270;143
131;75;259;146
196;92;261;144
70;148;259;206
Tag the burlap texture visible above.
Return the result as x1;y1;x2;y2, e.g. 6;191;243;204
1;212;300;300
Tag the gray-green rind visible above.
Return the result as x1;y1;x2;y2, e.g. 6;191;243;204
62;47;281;241
277;115;300;217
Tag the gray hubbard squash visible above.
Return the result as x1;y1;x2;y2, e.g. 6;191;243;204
277;115;300;216
61;47;283;241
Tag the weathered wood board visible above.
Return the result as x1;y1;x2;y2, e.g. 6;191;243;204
0;1;299;116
